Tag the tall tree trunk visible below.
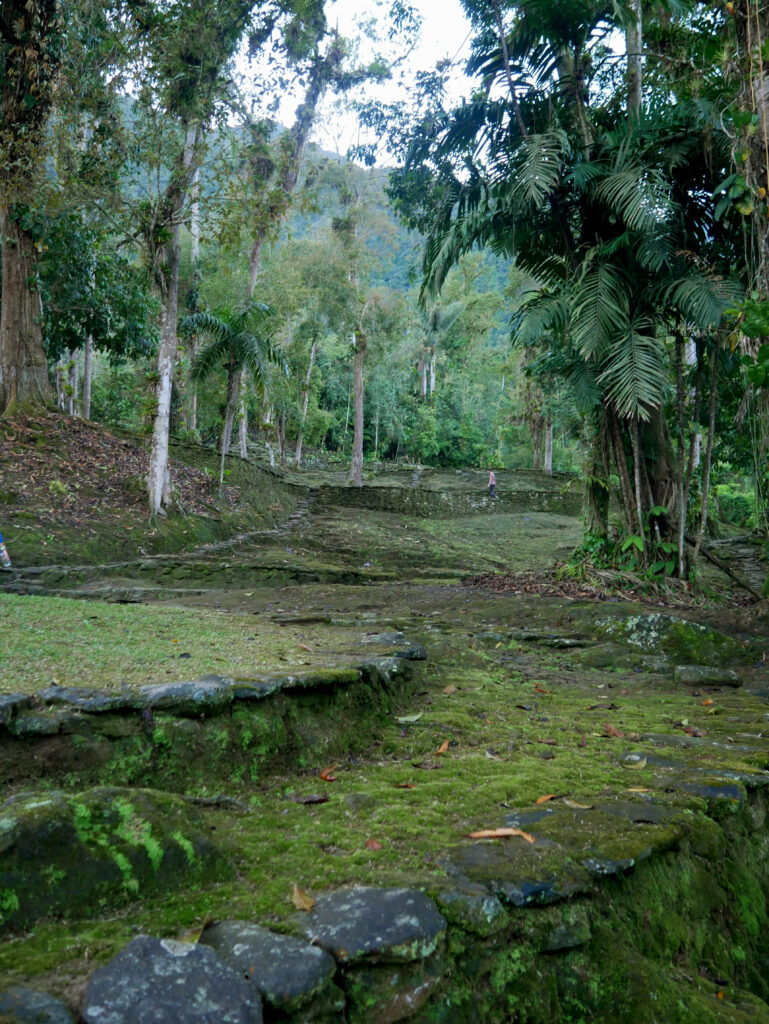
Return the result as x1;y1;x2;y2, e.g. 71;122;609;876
608;408;636;533
531;416;544;470
56;359;66;410
238;372;248;458
630;414;647;566
418;351;427;399
544;419;553;474
626;0;643;118
584;410;609;538
67;350;77;415
218;361;239;485
295;337;317;468
429;347;436;396
82;334;93;419
147;126;199;518
674;331;687;576
350;330;366;486
694;346;721;562
0;204;51;413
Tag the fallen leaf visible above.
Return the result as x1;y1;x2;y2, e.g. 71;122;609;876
393;782;415;789
626;787;651;793
626;732;641;741
291;883;316;912
412;761;441;770
298;643;313;653
535;794;557;804
395;713;423;724
533;684;552;694
535;738;557;746
436;739;450;755
287;794;329;805
443;685;457;695
515;704;532;711
603;723;625;738
364;838;383;850
468;828;536;844
702;698;714;706
563;799;594;809
683;725;706;737
319;765;339;782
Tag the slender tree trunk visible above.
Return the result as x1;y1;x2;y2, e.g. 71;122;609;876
544;420;553;474
295;338;317;468
190;166;200;262
429;347;436;396
67;351;77;415
0;204;51;413
418;351;427;398
694;346;721;562
276;410;287;468
630;414;647;566
626;0;643;117
609;408;636;533
82;334;93;419
343;370;352;444
584;410;609;538
350;330;366;486
55;359;66;410
531;417;543;470
238;378;248;458
219;361;239;485
674;331;687;576
147;125;199;517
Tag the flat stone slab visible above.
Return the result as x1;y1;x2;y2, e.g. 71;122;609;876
199;920;340;1013
0;695;33;727
300;887;446;964
673;665;743;687
82;935;262;1024
0;986;75;1023
36;686;135;712
443;843;590;908
138;678;234;717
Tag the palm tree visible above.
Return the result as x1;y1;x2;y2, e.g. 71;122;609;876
180;303;286;484
390;0;742;575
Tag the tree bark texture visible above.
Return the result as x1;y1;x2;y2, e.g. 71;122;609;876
82;334;93;419
0;205;51;413
295;338;317;467
350;330;366;486
544;420;553;474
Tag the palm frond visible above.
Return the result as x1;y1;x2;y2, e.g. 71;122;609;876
512;292;569;347
190;336;231;383
664;274;741;328
597;317;667;420
511;130;569;210
570;258;629;357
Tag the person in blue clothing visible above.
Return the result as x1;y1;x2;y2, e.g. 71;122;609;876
0;530;12;568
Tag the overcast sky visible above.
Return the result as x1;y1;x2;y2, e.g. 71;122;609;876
306;0;475;158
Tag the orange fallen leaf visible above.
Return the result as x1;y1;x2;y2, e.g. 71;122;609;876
365;838;383;850
535;794;557;804
702;698;714;706
319;765;339;782
443;684;457;695
298;643;313;653
468;828;536;844
290;883;316;912
533;684;551;694
436;739;450;755
393;781;415;788
603;723;624;738
717;991;724;1000
626;787;651;793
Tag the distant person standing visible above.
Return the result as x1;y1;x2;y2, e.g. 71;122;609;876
0;530;11;568
488;470;497;499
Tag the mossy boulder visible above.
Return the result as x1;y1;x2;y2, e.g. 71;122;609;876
597;613;753;666
0;787;226;932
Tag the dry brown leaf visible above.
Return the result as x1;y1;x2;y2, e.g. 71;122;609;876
364;838;383;850
535;738;557;746
603;723;624;738
533;684;552;694
291;883;316;912
702;698;714;706
319;765;339;782
298;643;313;653
443;685;457;695
626;787;651;793
436;739;450;755
563;799;594;809
535;794;557;804
393;781;415;789
578;734;587;748
468;827;536;844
